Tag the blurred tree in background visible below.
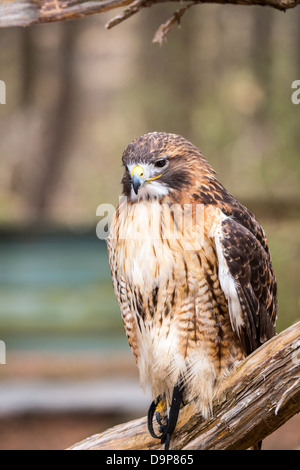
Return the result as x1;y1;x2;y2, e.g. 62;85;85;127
0;7;299;224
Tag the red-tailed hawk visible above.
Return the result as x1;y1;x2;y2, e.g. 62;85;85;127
107;132;277;449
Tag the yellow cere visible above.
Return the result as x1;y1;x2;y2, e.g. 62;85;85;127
131;165;162;183
131;165;145;178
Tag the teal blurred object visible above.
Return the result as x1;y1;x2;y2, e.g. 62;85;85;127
0;232;127;351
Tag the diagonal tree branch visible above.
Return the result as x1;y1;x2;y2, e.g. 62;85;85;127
0;0;300;31
68;321;300;450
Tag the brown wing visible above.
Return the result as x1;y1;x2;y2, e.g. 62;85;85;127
219;216;277;355
196;178;277;355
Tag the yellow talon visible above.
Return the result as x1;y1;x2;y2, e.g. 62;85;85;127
155;398;168;429
155;399;167;414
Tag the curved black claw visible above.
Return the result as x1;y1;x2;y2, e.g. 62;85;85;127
147;382;184;450
147;396;166;440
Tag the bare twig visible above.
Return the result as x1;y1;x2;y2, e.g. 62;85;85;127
152;3;194;45
105;0;151;30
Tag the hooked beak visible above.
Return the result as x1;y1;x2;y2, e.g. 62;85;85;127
131;166;146;194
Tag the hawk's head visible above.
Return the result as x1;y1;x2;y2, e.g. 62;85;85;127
121;132;215;201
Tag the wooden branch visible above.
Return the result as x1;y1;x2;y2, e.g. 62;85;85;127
0;0;300;30
68;321;300;450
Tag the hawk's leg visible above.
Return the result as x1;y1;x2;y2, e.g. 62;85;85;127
155;399;168;432
147;382;184;450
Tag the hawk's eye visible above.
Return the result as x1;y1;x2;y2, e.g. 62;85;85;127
155;158;167;168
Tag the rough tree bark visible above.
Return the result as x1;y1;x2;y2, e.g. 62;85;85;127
0;0;300;43
68;321;300;450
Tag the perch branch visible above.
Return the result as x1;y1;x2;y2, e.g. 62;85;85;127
0;0;300;30
68;321;300;450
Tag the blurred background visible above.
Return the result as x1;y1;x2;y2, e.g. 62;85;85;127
0;4;299;450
